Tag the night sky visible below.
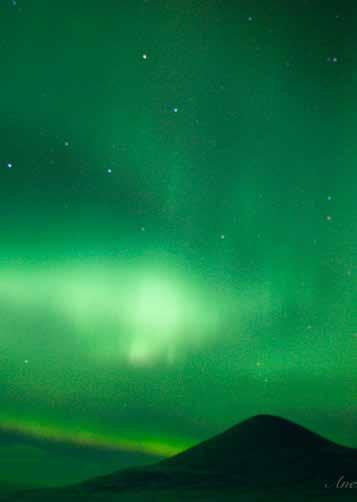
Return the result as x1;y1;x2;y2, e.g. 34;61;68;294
0;0;356;487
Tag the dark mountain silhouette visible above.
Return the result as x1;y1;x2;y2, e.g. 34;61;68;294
82;414;356;490
1;415;356;500
161;413;334;471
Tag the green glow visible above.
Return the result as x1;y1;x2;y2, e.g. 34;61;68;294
0;413;192;458
134;277;182;332
0;261;223;365
0;0;356;487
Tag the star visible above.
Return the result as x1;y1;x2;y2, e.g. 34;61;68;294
327;195;332;201
172;107;178;113
7;162;12;169
248;16;253;21
142;53;148;60
220;234;225;240
64;141;69;147
326;215;332;221
107;169;112;174
24;359;29;364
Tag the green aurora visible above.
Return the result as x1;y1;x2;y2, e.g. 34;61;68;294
0;0;356;487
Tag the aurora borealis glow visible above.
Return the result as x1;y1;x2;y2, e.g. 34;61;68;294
0;0;356;488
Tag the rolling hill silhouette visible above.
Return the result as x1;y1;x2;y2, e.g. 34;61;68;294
2;415;356;500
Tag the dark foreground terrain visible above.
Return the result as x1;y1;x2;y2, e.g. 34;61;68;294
1;415;356;501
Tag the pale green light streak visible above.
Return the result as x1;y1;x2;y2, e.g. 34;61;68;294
0;259;279;365
0;413;193;457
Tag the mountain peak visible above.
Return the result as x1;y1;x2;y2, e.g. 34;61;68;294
222;413;329;448
160;413;335;473
82;414;357;494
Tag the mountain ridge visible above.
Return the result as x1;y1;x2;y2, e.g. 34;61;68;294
81;413;356;491
161;413;343;469
2;414;356;500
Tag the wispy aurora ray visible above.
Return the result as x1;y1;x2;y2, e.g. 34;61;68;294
0;259;277;365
